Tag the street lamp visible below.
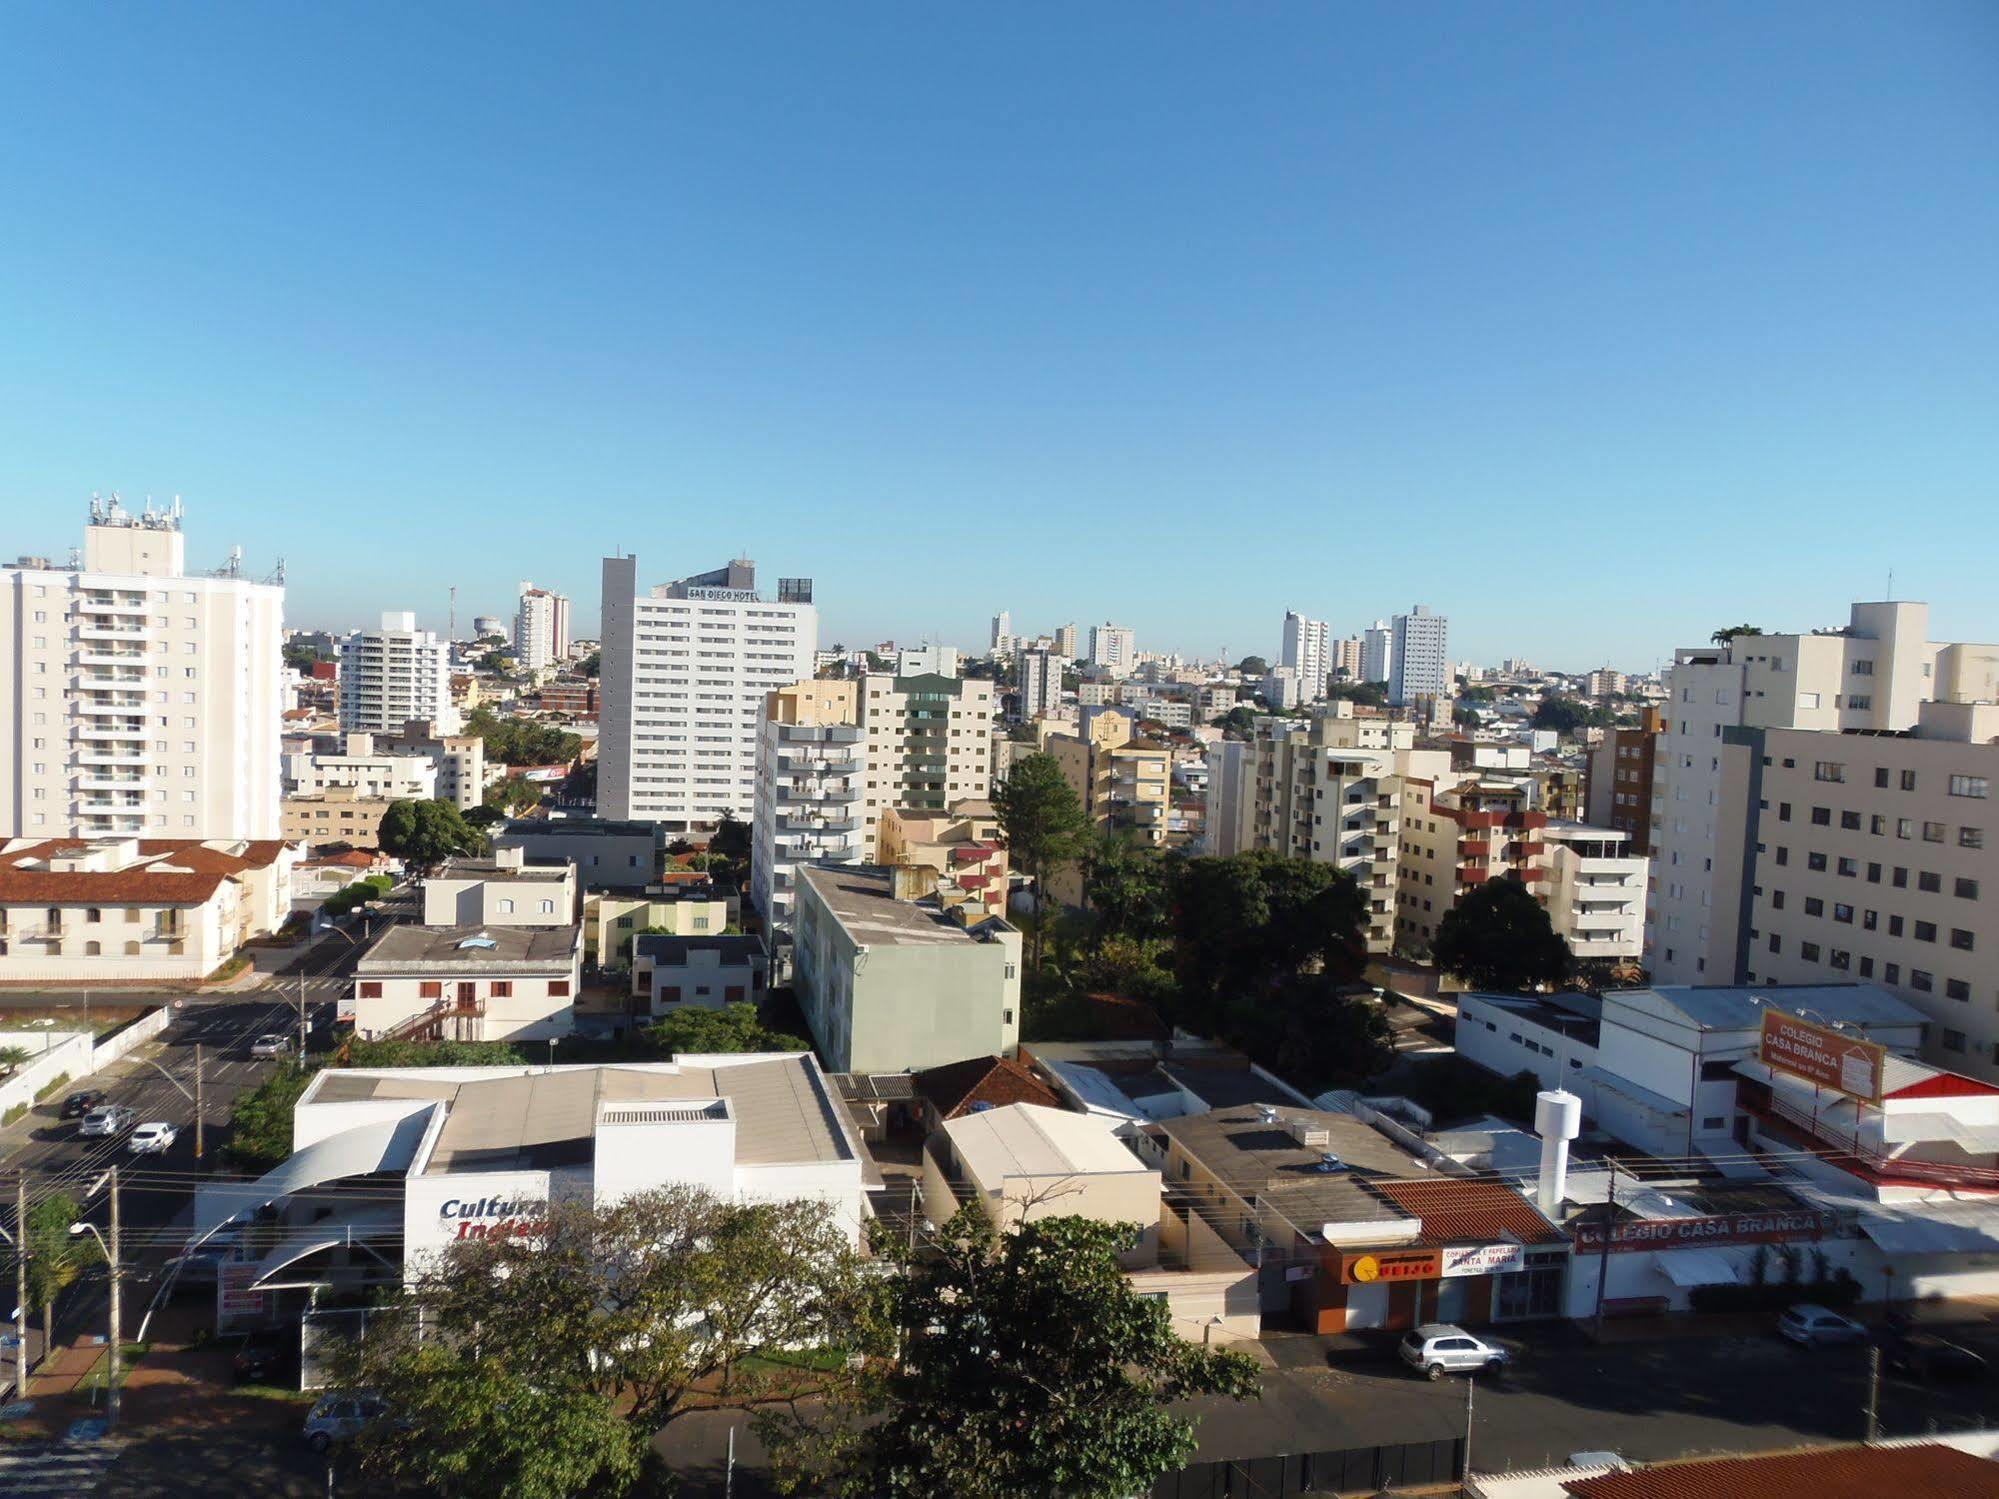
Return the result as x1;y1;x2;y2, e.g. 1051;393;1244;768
68;1208;121;1430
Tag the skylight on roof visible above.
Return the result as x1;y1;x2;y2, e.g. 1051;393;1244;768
457;934;499;950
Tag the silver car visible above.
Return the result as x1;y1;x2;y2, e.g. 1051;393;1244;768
1778;1303;1867;1347
250;1034;289;1058
1398;1323;1509;1380
77;1105;136;1138
303;1391;389;1451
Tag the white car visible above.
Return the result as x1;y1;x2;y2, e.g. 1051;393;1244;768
250;1034;289;1059
128;1121;178;1155
1398;1323;1509;1380
1778;1303;1867;1347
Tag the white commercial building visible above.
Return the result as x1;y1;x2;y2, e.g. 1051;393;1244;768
1261;667;1306;711
1;499;285;842
339;612;460;737
513;582;572;672
989;610;1012;658
191;1054;871;1323
1541;822;1648;962
1388;604;1449;709
894;643;961;678
598;557;816;832
1088;623;1136;678
1280;611;1329;699
1646;600;1973;985
282;733;438;802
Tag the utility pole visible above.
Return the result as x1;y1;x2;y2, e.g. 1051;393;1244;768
108;1165;122;1430
1591;1158;1619;1336
299;969;309;1062
1463;1372;1476;1488
193;1045;204;1160
1864;1344;1882;1442
14;1177;27;1400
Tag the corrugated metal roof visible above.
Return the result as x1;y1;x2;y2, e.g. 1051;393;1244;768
1562;1443;1999;1499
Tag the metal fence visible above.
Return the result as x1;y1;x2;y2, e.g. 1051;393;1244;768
1154;1437;1465;1497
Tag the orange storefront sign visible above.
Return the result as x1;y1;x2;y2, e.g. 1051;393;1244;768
1758;1010;1885;1104
1338;1248;1442;1285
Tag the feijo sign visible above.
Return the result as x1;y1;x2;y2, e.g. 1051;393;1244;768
1339;1248;1441;1285
1758;1010;1886;1104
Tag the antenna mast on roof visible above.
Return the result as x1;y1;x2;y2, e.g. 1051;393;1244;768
449;585;457;641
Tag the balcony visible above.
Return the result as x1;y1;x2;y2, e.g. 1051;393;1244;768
1456;837;1491;858
79;750;148;767
78;596;148;615
77;696;148;715
1455;863;1490;886
76;649;148;668
76;726;148;742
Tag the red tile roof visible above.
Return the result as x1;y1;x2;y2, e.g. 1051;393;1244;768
1563;1444;1999;1499
1367;1177;1567;1247
0;838;286;906
1886;1071;1999;1101
914;1056;1060;1120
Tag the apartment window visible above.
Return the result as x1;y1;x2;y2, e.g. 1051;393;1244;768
1893;867;1909;888
1810;806;1831;826
1901;770;1918;791
1919;871;1942;894
1771;890;1786;910
1923;821;1946;843
1833;903;1853;924
1867;862;1882;883
1949;775;1988;799
1911;970;1935;993
1963;827;1986;850
1889;915;1905;937
1914;920;1937;943
1778;803;1792;822
1804;897;1825;917
1775;846;1789;866
1956;878;1980;899
489;981;513;998
1941;1028;1966;1053
1946;979;1971;1001
419;982;442;999
1807;852;1828;872
1875;767;1890;788
1840;811;1861;831
1951;928;1975;952
1830;949;1851;971
1859;956;1875;977
549;980;571;997
1813;762;1845;783
358;982;382;998
1837;857;1858;877
1897;819;1913;839
1863;909;1878;931
1870;815;1886;835
1884;962;1900;984
1768;934;1781;954
1800;941;1821;962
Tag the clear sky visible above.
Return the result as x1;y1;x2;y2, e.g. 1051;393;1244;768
3;2;1996;672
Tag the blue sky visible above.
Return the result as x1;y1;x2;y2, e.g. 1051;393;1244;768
3;2;1996;672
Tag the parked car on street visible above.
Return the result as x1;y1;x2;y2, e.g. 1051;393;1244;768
1777;1304;1867;1347
76;1105;136;1138
234;1326;296;1386
250;1034;289;1059
128;1121;178;1154
303;1391;389;1451
60;1090;107;1120
1398;1324;1509;1379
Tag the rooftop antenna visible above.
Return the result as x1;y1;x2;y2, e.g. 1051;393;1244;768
449;585;457;641
1886;568;1894;601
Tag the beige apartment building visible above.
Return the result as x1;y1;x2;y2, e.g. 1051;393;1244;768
1039;708;1171;906
877;800;1009;921
1713;695;1999;1076
282;787;397;849
1;501;286;844
858;673;995;853
1648;600;1974;984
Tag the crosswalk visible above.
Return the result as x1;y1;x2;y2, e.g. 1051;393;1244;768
0;1441;121;1497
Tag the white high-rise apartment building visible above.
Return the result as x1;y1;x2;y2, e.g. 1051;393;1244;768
1017;649;1064;721
989;611;1012;657
598;557;816;831
895;643;961;678
1281;611;1330;699
1388;605;1449;708
340;612;461;737
1360;620;1392;684
1;499;285;842
1647;600;1946;985
1330;635;1363;683
857;672;995;855
1054;623;1079;659
1089;623;1136;677
514;582;572;672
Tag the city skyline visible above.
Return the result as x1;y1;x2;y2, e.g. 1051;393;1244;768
5;4;1997;666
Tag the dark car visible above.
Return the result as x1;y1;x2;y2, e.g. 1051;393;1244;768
1886;1331;1987;1382
60;1090;107;1120
233;1327;296;1386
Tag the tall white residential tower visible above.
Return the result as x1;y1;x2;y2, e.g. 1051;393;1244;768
339;612;460;736
1;499;285;842
514;582;572;671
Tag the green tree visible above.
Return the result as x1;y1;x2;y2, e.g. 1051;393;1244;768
463;706;583;767
1711;623;1763;645
648;1002;808;1055
1207;705;1257;737
1235;655;1269;677
1327;680;1388;708
377;798;486;869
337;1187;864;1499
482;777;544;816
322;873;393;916
1452;705;1482;729
0;1046;30;1076
764;1208;1257;1499
992;753;1090;970
1082;829;1172;942
1433;878;1573;992
23;1191;87;1362
578;650;601;678
1531;694;1612;736
1460;685;1496;703
226;1062;312;1170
